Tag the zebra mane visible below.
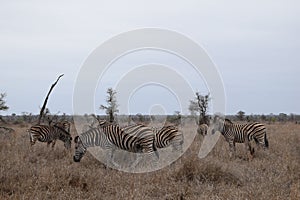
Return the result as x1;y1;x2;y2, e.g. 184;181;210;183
98;120;118;127
53;124;70;135
224;118;233;124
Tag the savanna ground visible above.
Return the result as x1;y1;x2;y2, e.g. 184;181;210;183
0;121;299;199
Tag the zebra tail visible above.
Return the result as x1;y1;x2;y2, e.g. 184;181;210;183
264;134;269;148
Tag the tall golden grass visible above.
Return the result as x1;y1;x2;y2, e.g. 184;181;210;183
0;122;299;199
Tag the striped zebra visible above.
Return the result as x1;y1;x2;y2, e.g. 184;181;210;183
150;125;184;152
74;120;159;167
197;124;208;136
212;118;269;159
28;124;72;149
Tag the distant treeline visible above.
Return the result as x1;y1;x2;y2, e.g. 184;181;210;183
1;113;300;125
225;113;300;123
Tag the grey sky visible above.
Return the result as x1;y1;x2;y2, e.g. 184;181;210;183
1;0;299;115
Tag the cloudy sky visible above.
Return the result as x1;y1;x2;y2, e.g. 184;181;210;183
1;0;299;115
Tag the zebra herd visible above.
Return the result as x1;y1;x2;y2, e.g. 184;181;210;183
28;119;184;167
74;121;158;166
28;117;269;166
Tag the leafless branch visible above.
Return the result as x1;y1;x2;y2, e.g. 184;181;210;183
37;74;64;124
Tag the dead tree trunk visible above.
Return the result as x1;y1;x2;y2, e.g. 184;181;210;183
37;74;64;125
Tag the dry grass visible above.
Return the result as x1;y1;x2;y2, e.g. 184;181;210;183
0;122;299;199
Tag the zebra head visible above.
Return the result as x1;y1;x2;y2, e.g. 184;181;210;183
73;136;87;162
58;129;72;149
64;135;72;149
211;116;227;135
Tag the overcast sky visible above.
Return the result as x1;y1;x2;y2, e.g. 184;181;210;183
1;0;299;115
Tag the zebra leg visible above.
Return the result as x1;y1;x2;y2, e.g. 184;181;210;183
30;135;37;146
110;148;120;168
173;137;184;154
244;139;254;160
173;144;183;154
51;140;56;148
263;133;269;150
130;153;142;169
153;151;160;169
130;152;158;171
105;150;111;169
106;148;120;169
253;136;265;152
229;141;236;159
256;134;268;150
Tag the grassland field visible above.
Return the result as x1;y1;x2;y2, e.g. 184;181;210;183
0;121;299;199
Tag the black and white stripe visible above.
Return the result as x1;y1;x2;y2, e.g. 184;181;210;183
150;125;184;152
73;121;159;165
73;128;112;163
212;118;269;158
28;124;72;149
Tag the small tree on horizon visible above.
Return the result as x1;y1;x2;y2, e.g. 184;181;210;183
237;110;245;121
100;88;119;123
189;92;210;125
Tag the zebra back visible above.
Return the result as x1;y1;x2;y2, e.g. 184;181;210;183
78;128;111;148
99;121;157;155
121;124;159;158
151;125;183;151
223;121;264;138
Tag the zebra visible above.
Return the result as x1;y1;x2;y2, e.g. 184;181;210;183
212;118;269;159
197;124;208;136
150;125;184;152
28;124;72;149
74;121;159;168
52;121;72;147
73;127;145;163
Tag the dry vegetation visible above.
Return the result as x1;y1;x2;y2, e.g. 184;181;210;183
0;122;299;199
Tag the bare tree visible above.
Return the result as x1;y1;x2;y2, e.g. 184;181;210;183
100;88;119;123
0;93;9;123
189;92;210;125
0;93;14;132
0;93;9;112
37;74;64;124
